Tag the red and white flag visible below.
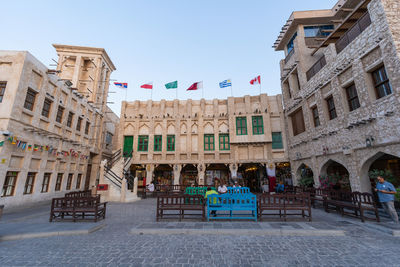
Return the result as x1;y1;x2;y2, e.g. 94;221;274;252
250;75;261;85
140;82;153;89
187;81;203;91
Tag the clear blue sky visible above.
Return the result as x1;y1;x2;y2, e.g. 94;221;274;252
1;0;337;115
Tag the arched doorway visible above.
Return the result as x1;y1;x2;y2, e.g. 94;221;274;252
180;164;198;186
296;163;314;187
320;160;350;191
205;164;230;186
361;152;400;193
237;163;265;192
154;164;173;186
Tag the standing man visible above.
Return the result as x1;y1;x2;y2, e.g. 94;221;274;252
375;176;398;224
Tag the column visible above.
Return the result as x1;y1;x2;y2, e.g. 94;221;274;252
229;163;238;179
173;164;182;185
146;164;154;185
197;163;205;185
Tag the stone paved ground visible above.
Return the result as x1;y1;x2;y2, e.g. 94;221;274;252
0;198;400;266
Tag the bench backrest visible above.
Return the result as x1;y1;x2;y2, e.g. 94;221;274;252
227;187;250;194
257;193;285;206
65;190;92;198
51;196;100;209
352;192;376;206
284;193;310;207
230;194;257;208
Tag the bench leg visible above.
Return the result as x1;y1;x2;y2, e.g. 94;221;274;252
360;208;365;223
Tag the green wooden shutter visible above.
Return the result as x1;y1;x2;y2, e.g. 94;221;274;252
123;136;133;157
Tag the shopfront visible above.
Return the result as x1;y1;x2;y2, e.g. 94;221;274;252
205;164;230;186
180;164;198;186
154;164;173;185
237;163;266;192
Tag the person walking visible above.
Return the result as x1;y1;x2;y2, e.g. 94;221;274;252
375;176;399;224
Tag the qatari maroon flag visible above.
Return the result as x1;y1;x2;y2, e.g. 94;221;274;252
187;81;203;91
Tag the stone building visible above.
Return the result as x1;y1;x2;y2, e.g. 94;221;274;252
0;44;119;207
274;0;400;192
118;94;290;192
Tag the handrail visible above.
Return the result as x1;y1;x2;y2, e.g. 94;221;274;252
104;165;123;183
107;150;122;169
104;172;122;188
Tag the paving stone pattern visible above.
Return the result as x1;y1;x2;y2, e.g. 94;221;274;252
0;198;400;266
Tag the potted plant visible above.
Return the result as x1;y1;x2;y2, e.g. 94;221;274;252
298;176;314;188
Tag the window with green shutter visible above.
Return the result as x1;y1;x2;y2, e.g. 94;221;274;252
204;134;215;151
219;134;230;150
252;116;264;135
154;135;162;151
138;135;149;152
167;135;175;151
123;136;133;157
236;117;247;135
272;132;283;149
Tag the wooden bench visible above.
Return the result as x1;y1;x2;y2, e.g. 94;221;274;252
308;188;329;208
156;195;205;221
324;190;379;222
50;195;107;222
206;193;257;221
257;193;312;221
257;193;285;220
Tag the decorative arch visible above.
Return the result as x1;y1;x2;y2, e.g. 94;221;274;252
138;123;149;135
191;123;198;134
319;159;350;190
180;123;187;134
218;121;229;133
167;123;175;134
204;122;214;134
154;123;162;134
124;123;135;135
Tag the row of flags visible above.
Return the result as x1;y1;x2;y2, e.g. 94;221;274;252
1;136;89;160
113;76;261;91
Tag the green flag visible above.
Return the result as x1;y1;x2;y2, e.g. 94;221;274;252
165;81;178;89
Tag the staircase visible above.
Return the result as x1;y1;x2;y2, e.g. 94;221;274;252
100;150;139;202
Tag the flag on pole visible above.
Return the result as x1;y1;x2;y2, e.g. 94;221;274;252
165;81;178;89
250;76;261;85
114;82;128;89
219;79;232;88
187;81;203;91
140;82;153;89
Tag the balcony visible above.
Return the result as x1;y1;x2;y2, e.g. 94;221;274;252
335;12;371;54
284;48;295;64
306;55;326;81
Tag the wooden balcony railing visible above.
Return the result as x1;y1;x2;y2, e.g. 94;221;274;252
306;55;327;81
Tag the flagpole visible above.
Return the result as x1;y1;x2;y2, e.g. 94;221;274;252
151;87;153;100
202;82;204;99
230;79;233;97
176;87;178;100
125;87;127;101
